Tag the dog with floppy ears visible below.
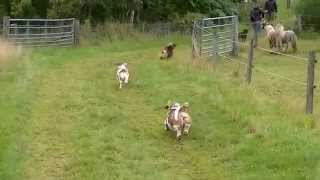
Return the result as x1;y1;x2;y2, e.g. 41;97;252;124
160;42;176;60
164;101;192;141
116;63;129;89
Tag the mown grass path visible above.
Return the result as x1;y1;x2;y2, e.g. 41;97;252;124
22;61;87;179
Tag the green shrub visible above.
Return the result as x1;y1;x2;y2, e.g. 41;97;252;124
295;0;320;31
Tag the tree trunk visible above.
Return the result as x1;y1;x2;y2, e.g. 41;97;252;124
130;10;135;24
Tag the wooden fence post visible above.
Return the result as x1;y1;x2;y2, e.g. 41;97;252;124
3;16;10;39
142;22;145;33
192;21;197;59
44;20;48;43
297;15;302;33
287;0;291;9
212;30;218;58
74;19;80;46
246;39;254;83
26;20;30;44
199;20;203;56
231;16;239;56
306;51;316;114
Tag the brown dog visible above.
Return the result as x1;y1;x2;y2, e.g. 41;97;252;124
160;42;176;59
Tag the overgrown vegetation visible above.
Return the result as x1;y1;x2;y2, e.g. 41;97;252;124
295;0;320;31
1;0;241;24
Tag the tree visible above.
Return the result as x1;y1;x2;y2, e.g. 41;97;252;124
0;0;11;16
296;0;320;31
5;0;239;24
11;0;36;18
47;0;81;19
32;0;49;18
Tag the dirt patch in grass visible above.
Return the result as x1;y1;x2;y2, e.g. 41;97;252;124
0;39;23;70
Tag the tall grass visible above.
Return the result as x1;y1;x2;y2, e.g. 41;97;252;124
79;20;191;46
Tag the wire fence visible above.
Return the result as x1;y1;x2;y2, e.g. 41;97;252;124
222;53;308;85
193;22;317;114
135;22;192;36
204;26;310;64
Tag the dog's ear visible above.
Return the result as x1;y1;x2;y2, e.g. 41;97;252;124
181;102;189;112
165;100;172;109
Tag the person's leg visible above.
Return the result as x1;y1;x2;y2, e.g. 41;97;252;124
253;22;261;47
266;13;272;24
272;12;277;25
252;23;257;47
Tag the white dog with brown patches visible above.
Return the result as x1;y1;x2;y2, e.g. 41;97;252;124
116;63;129;89
164;101;192;141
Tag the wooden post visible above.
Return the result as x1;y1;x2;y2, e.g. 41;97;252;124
44;20;48;45
142;22;145;33
73;19;80;46
306;51;316;114
44;21;48;34
166;23;170;36
246;39;254;83
192;21;196;59
199;20;203;56
211;30;217;58
3;16;10;39
26;21;30;35
26;20;30;44
287;0;291;9
2;17;5;37
297;15;302;33
231;16;239;56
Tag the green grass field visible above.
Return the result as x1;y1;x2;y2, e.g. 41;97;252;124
1;34;320;180
1;1;320;179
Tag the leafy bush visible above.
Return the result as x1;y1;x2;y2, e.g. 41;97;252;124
295;0;320;31
1;0;239;24
10;0;36;18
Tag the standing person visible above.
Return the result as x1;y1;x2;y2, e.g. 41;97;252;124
264;0;278;25
250;4;264;48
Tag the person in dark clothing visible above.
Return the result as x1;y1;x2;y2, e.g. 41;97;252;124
250;4;264;48
264;0;278;24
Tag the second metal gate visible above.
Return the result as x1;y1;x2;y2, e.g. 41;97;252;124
192;16;239;58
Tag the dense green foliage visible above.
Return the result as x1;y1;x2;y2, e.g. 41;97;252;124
295;0;320;31
0;0;240;24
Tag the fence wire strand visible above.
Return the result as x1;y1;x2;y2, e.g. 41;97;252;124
218;54;248;66
255;46;309;62
218;54;308;86
253;66;307;86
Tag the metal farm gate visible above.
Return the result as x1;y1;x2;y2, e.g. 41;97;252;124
192;16;239;58
2;17;80;47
